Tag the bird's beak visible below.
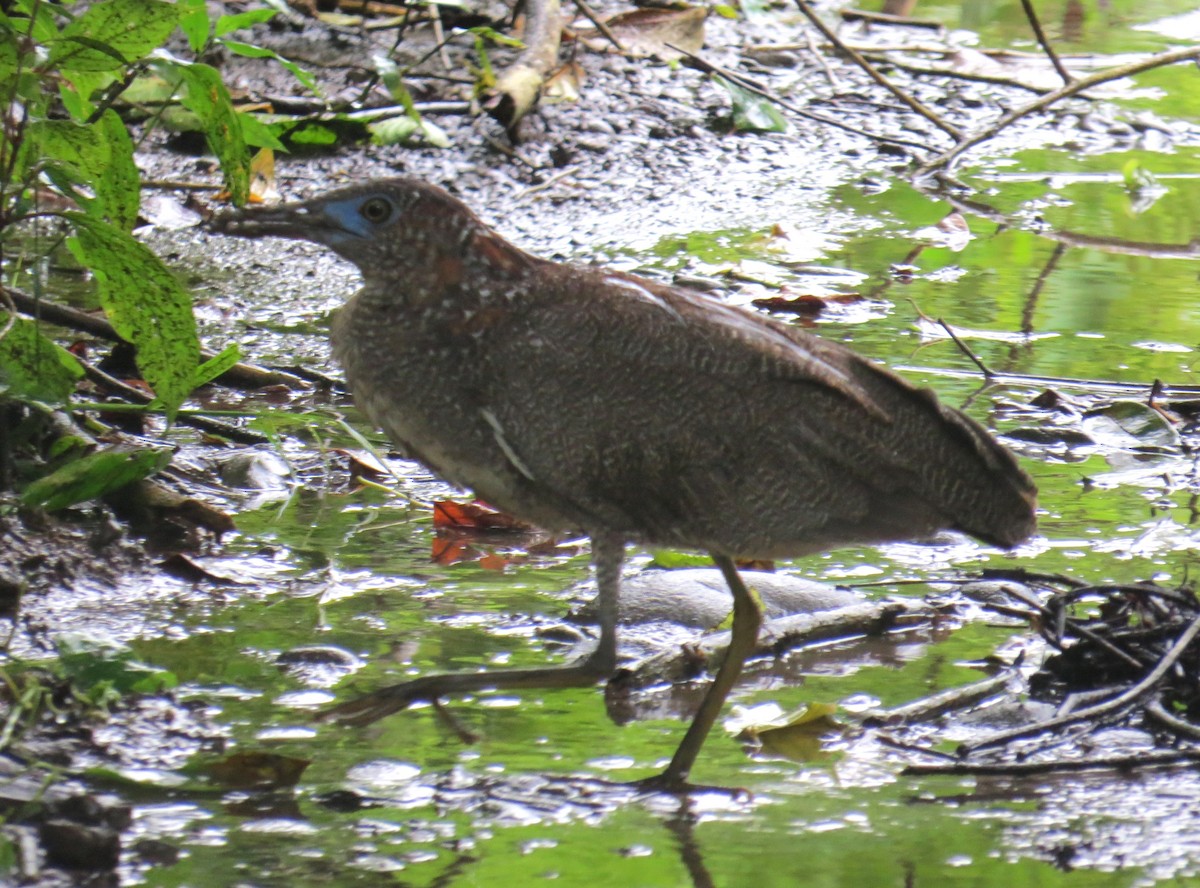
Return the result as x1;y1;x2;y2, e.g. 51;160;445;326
209;200;359;249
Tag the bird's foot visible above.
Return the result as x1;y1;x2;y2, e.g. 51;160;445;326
316;678;435;727
625;771;753;800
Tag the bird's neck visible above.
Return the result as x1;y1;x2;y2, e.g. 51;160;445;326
357;220;538;322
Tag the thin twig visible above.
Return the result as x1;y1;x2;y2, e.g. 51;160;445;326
804;28;839;89
937;317;994;379
839;7;943;31
905;749;1200;777
574;0;624;53
959;613;1200;755
670;45;934;153
858;52;1052;96
922;44;1200;173
0;286;15;341
514;166;579;201
793;0;962;141
430;698;480;743
2;286;304;391
79;360;269;445
427;3;453;71
1018;0;1072;85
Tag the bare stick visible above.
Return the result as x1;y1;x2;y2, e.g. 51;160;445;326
671;45;934;153
923;44;1200;173
793;0;962;141
79;360;270;445
573;0;624;53
2;285;305;391
959;613;1200;755
1019;0;1072;84
905;749;1200;777
839;7;943;31
937;318;994;379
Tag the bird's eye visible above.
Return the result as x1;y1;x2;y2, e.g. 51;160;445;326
360;197;392;224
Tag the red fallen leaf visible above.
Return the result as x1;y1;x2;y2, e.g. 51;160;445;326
478;552;514;571
430;537;517;569
432;536;470;564
432;500;535;531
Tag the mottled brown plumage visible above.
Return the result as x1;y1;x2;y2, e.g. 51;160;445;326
212;178;1036;789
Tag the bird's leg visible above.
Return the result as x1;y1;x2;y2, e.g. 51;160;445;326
644;555;763;790
318;534;625;728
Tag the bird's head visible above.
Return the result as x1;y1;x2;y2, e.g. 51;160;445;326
209;178;484;276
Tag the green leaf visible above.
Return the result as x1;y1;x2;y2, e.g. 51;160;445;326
372;54;413;107
66;214;201;422
0;315;84;403
468;25;525;48
286;121;340;145
648;549;713;569
1122;158;1158;193
20;115;139;230
221;38;319;95
21;446;173;511
0;24;19;87
368;115;420;146
712;74;787;133
95;109;141;230
237;109;286;151
417;118;451;148
7;2;60;47
177;0;211;53
165;61;250;204
215;8;279;37
193;342;241;388
49;0;180;72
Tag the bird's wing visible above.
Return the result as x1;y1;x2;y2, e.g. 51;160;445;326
472;271;908;544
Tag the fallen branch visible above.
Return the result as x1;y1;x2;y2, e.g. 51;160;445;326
620;599;931;690
3;286;304;391
484;0;562;134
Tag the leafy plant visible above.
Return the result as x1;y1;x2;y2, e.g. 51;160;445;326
0;0;306;501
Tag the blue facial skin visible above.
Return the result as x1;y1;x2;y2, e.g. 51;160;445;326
308;195;395;250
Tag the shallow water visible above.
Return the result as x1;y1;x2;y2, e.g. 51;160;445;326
15;3;1200;886
131;185;1200;881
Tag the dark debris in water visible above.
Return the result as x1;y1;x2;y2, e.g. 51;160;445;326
867;571;1200;776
